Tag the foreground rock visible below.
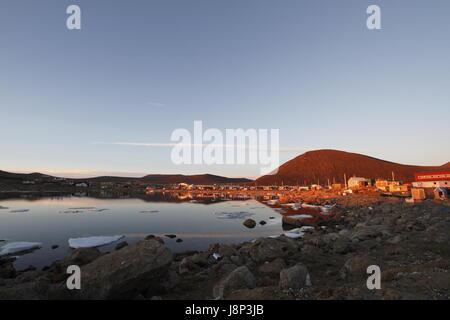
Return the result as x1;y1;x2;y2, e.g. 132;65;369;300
52;239;173;299
279;263;311;290
213;266;256;299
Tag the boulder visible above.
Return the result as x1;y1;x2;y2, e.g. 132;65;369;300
279;263;311;290
282;216;311;227
243;219;257;229
52;239;173;299
339;256;376;280
61;247;102;268
258;258;286;275
213;266;256;299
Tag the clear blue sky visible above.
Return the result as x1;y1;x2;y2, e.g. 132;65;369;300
1;0;449;178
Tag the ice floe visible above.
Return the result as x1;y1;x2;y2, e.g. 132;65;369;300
68;235;124;248
0;242;42;256
9;209;30;213
214;211;254;220
59;208;109;214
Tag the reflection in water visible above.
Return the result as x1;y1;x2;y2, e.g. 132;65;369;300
0;195;285;270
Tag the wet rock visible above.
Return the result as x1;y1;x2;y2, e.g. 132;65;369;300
115;241;128;251
213;266;256;299
51;245;59;250
279;263;311;290
243;219;257;229
176;239;183;243
165;234;177;239
259;221;267;226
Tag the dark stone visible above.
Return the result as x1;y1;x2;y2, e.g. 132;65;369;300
243;219;257;229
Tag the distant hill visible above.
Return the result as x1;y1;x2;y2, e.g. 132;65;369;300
84;174;252;184
0;170;252;185
140;174;252;185
256;149;450;185
0;170;53;181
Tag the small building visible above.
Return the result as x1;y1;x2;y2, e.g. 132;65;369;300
375;179;401;191
348;177;370;189
332;183;345;190
389;184;410;193
411;188;426;200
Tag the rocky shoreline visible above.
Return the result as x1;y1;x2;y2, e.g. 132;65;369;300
1;198;449;300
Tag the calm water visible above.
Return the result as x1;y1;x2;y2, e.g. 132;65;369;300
0;195;284;269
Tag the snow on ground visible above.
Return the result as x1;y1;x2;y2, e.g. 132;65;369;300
0;242;42;256
68;235;124;248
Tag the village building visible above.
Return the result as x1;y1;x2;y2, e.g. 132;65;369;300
375;179;401;191
412;171;450;189
348;177;370;188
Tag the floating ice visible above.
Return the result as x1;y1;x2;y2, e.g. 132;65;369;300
214;211;254;220
0;242;42;256
60;208;109;214
68;235;124;248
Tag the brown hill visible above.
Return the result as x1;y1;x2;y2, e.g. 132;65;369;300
86;174;252;184
0;170;252;185
256;150;449;185
140;174;252;185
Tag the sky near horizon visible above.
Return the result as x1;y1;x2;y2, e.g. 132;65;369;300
1;0;450;179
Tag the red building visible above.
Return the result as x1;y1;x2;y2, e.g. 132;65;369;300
413;171;450;188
